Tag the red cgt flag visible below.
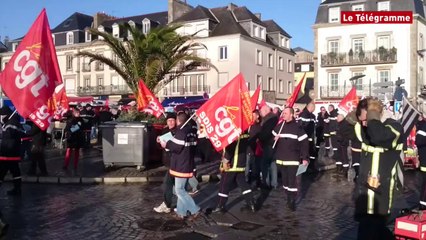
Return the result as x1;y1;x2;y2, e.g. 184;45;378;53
136;80;165;118
338;87;359;114
0;9;61;130
48;83;69;120
196;73;253;151
286;72;306;108
250;82;261;111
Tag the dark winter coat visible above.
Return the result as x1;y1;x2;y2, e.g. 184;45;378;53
0;114;23;160
65;117;85;149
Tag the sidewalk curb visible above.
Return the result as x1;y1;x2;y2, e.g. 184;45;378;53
16;164;337;185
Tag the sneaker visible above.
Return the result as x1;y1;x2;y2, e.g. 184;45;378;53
153;202;171;213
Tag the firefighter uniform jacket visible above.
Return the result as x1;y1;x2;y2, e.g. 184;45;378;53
223;132;250;172
299;108;316;140
272;120;309;165
354;118;403;217
0;115;23;161
327;109;339;136
416;120;426;171
166;123;197;178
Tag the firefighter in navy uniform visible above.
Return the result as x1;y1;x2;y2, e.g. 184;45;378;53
344;110;362;182
273;107;309;211
213;131;256;213
0;106;23;196
416;114;426;210
316;106;328;155
354;98;403;240
327;105;339;165
299;102;316;172
335;114;351;178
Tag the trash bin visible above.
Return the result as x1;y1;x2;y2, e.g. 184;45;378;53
99;121;156;171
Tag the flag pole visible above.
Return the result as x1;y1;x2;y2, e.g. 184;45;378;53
180;112;196;129
272;120;285;149
8;109;17;120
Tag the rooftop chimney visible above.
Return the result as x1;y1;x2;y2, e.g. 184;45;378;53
93;12;116;28
228;3;238;11
254;13;261;20
168;0;193;23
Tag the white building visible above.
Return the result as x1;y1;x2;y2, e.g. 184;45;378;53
313;0;426;106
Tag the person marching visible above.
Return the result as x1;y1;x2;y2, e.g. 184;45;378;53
327;105;339;165
160;112;200;220
213;130;256;213
299;102;316;172
354;98;403;239
0;106;24;196
416;114;426;210
335;114;351;178
273;107;309;211
153;112;177;214
63;108;85;175
344;110;362;182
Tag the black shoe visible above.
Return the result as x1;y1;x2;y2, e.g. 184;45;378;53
0;222;8;237
212;207;226;214
7;188;21;196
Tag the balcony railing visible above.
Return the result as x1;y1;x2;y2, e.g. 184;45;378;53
321;48;397;67
320;84;393;98
162;85;211;96
76;84;131;96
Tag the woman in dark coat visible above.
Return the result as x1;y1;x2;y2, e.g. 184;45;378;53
63;108;84;172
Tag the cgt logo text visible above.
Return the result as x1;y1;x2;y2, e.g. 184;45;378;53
199;106;241;149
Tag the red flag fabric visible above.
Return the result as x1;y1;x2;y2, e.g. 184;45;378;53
250;83;261;111
286;72;306;108
338;87;359;114
0;9;61;130
136;80;165;118
49;83;69;120
196;73;253;151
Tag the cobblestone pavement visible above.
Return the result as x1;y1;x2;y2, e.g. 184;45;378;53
0;170;420;240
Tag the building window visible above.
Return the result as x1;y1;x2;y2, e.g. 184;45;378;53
84;77;91;87
219;46;228;60
287;80;293;94
183;75;191;93
66;55;73;71
378;1;390;11
268;78;274;91
97;76;104;86
352;4;364;11
268;54;274;68
85;31;91;42
112;24;119;38
256;75;262;86
281;37;286;48
143;19;151;34
172;79;178;93
278;79;284;93
197;75;205;92
279;57;284;71
378;70;390;82
12;43;18;52
328;40;339;53
353;72;364;90
66;32;74;45
352;38;364;54
287;60;293;73
329;73;339;91
82;58;91;72
420;34;424;52
260;28;265;39
253;25;258;37
256;50;263;65
377;35;390;49
329;7;340;23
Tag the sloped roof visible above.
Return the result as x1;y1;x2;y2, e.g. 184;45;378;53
100;11;168;28
233;6;265;26
293;47;313;53
52;12;93;32
263;20;291;38
0;41;7;53
174;5;218;23
320;0;353;5
209;7;250;37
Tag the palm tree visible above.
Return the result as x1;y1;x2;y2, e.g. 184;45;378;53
76;23;210;95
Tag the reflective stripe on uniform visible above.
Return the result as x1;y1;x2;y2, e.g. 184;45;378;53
329;117;337;120
218;193;228;198
185;141;197;146
169;169;193;178
367;150;381;214
418;130;426;136
309;156;315;159
352;163;360;166
421;166;426;172
226;137;245;172
388;163;397;214
308;138;313;141
351;147;361;152
283;185;288;190
171;138;185;145
287;187;298;192
343;164;349;167
276;160;299;166
324;133;330;137
299;134;307;141
420;201;426;206
336;161;342;165
385;125;400;149
362;143;403;153
242;189;252;195
329;131;336;135
354;123;363;142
